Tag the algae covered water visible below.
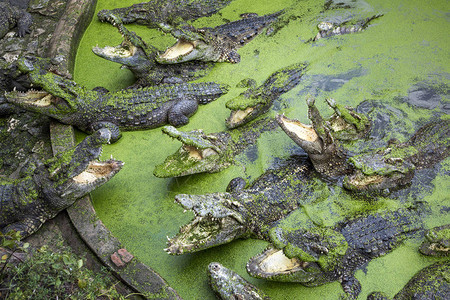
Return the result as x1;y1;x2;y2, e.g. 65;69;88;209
74;0;449;298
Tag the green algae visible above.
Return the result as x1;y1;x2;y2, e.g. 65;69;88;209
74;0;449;299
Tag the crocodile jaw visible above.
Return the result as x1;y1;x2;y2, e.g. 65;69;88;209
72;160;123;185
159;39;194;61
226;107;255;128
165;193;247;255
6;90;58;108
153;145;221;177
93;44;135;58
61;159;123;200
246;246;319;284
166;215;245;255
276;114;323;154
157;39;213;63
92;42;140;66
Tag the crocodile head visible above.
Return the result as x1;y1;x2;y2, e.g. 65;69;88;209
225;89;271;129
226;62;308;128
153;126;230;177
40;128;123;203
97;4;151;25
208;262;270;299
343;149;416;192
324;98;371;141
157;25;224;63
165;193;249;255
276;96;354;177
5;56;96;117
419;225;450;257
247;225;348;286
157;11;283;64
93;13;156;68
5;89;76;116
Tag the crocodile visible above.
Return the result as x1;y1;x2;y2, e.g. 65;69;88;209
276;96;370;178
0;1;32;38
153;117;279;177
419;224;449;257
208;262;271;300
367;261;450;300
157;11;284;64
246;209;423;299
0;128;123;239
312;14;383;41
277;97;449;191
225;62;308;128
343;119;450;192
165;156;317;255
92;13;213;86
97;0;232;28
5;56;229;142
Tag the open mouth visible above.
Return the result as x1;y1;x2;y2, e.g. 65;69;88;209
183;145;218;161
165;194;246;255
343;171;385;190
93;42;137;59
158;39;196;63
165;215;241;255
247;246;308;278
8;90;57;107
72;159;123;185
276;114;319;142
153;126;224;177
153;144;220;178
93;12;146;64
226;107;255;128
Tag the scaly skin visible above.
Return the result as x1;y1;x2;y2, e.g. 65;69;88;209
208;262;271;300
225;62;308;128
343;119;450;192
92;14;213;86
153;118;278;178
0;129;123;239
157;11;283;64
277;97;449;191
313;14;383;41
5;56;228;142
165;156;316;255
0;2;32;38
367;261;450;300
246;209;422;299
419;224;450;257
97;0;232;28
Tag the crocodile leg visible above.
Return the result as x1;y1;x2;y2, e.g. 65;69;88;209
1;216;46;238
167;98;199;127
341;275;361;300
90;121;122;143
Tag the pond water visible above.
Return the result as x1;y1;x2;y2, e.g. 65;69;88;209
74;0;449;298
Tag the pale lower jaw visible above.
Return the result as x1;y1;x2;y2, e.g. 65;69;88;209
158;40;195;63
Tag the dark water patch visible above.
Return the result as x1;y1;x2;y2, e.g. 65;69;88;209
390;165;441;203
295;68;366;97
243;143;259;162
397;77;450;114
